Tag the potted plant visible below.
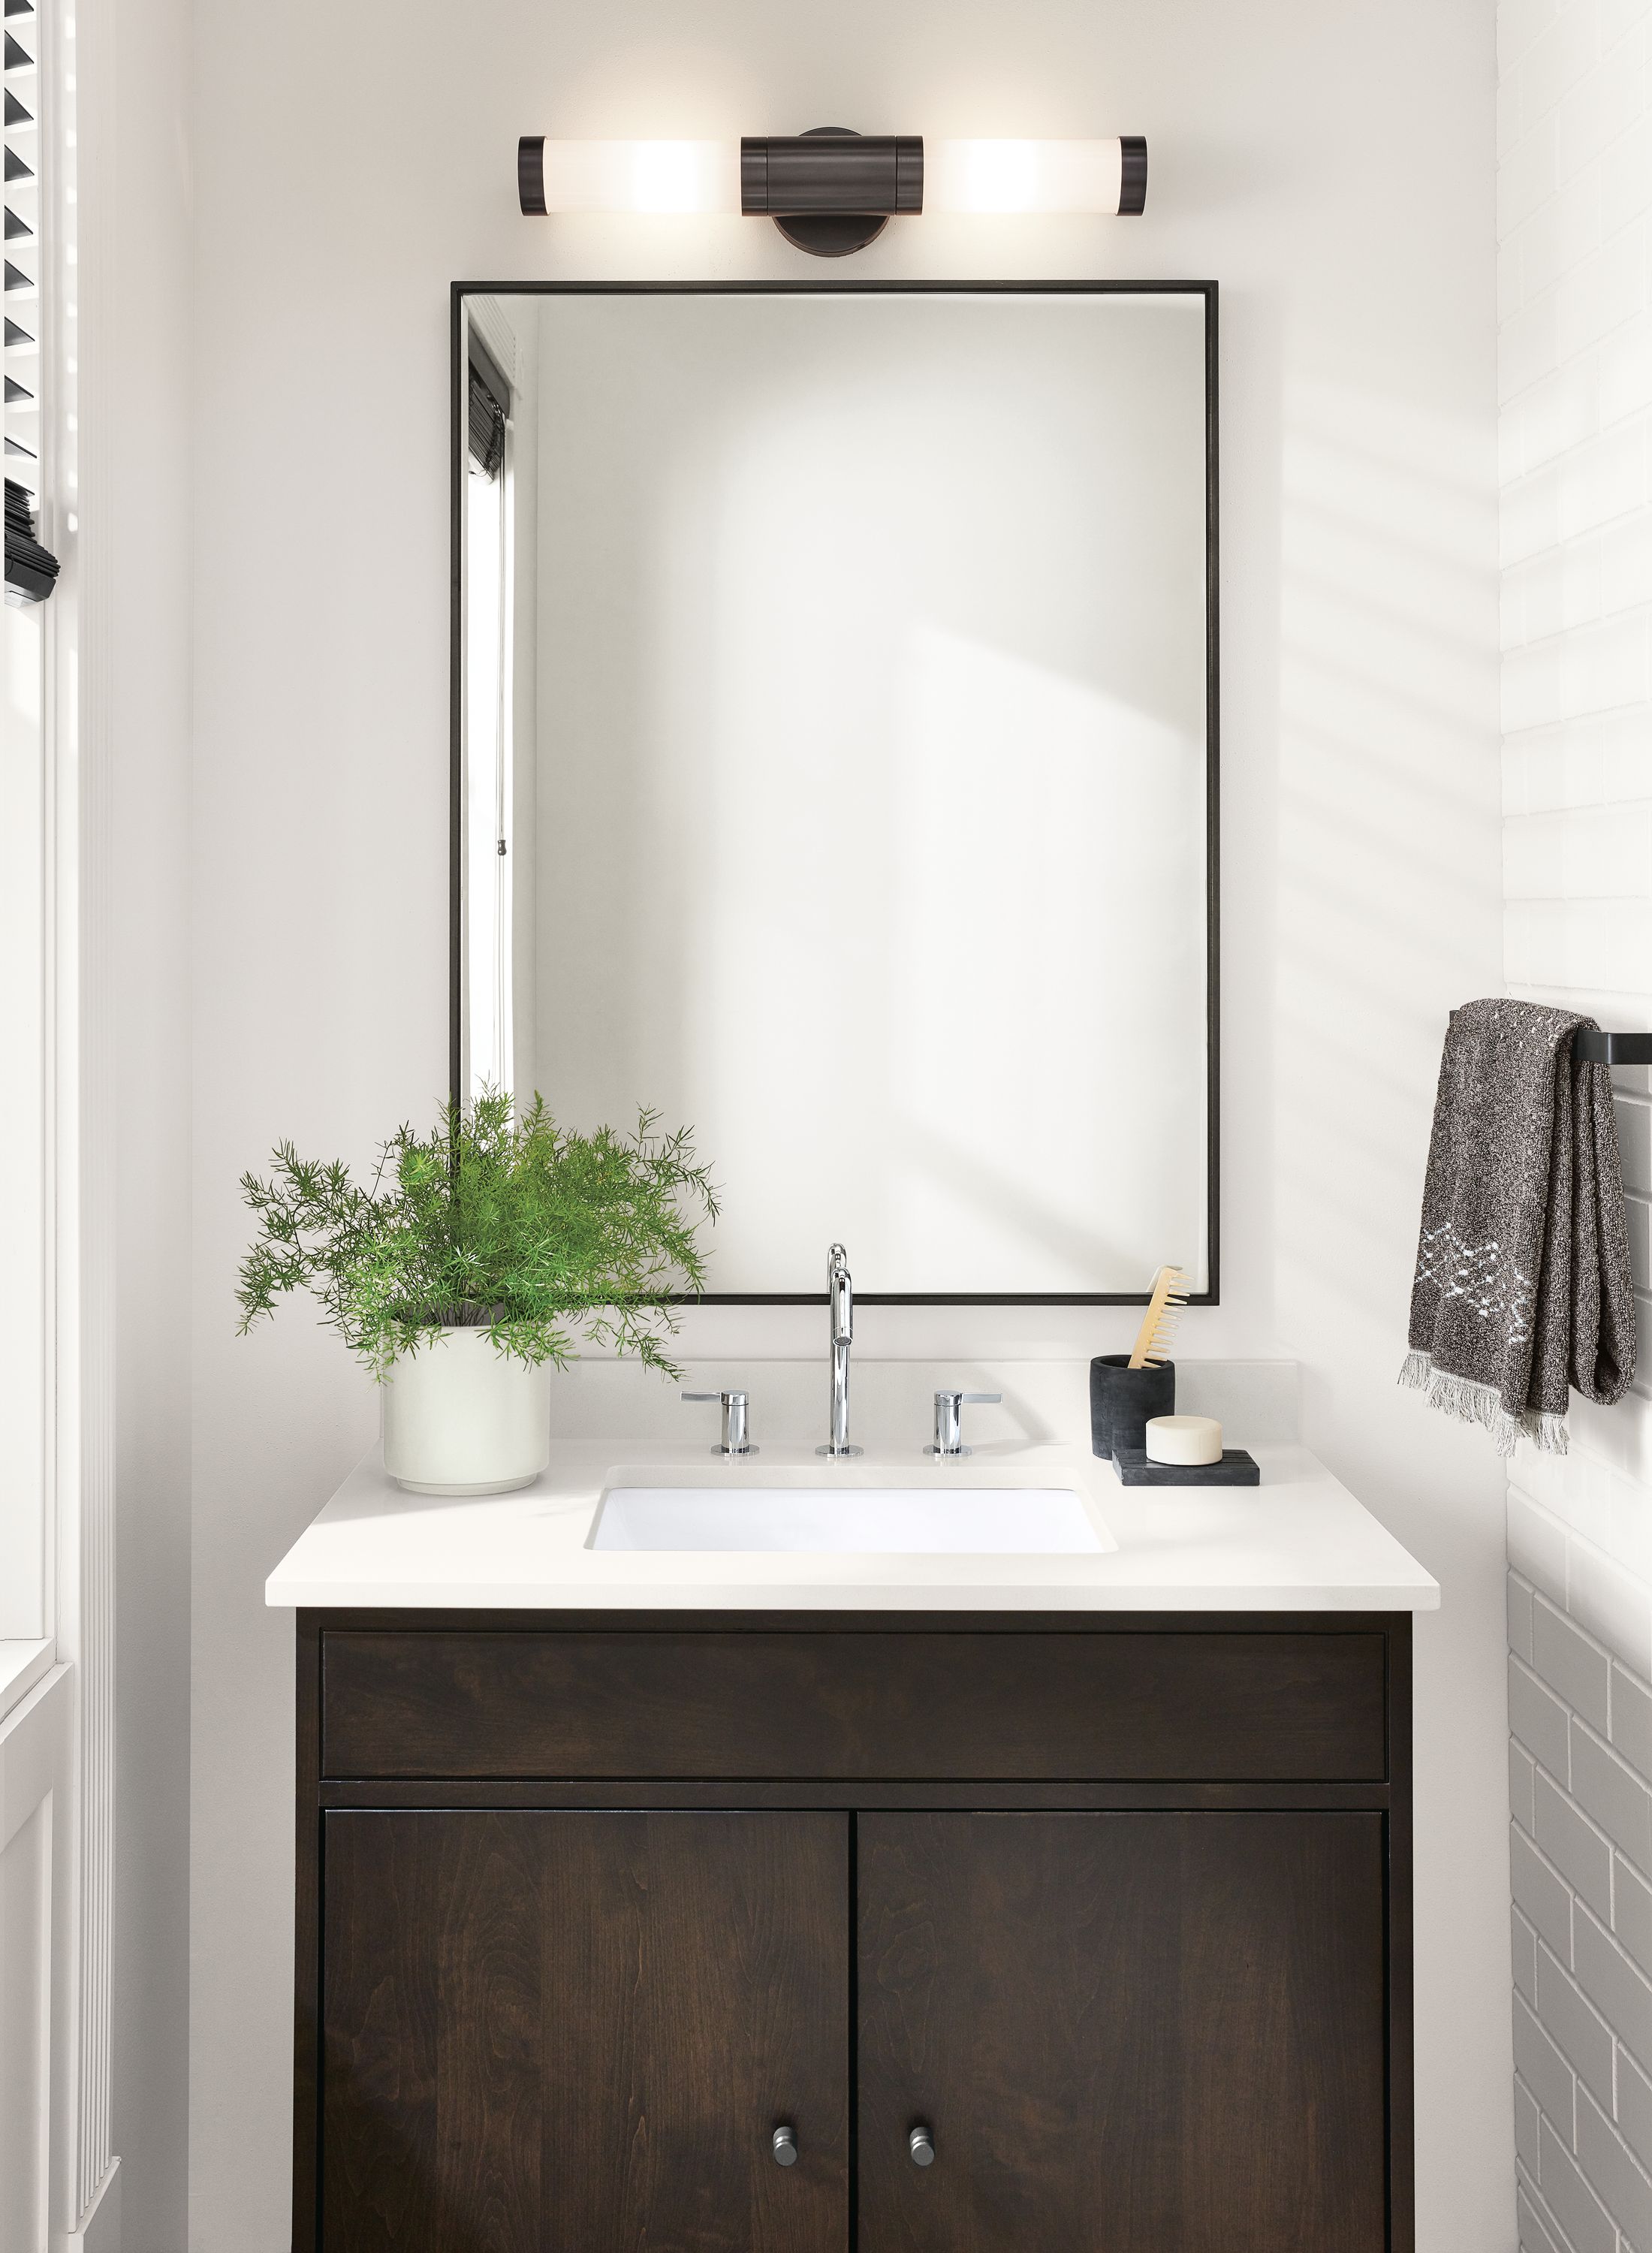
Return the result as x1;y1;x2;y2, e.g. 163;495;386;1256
236;1092;717;1494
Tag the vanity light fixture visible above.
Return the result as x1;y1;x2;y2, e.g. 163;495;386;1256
517;128;1147;257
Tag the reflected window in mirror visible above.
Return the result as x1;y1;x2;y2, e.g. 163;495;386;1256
463;328;516;1099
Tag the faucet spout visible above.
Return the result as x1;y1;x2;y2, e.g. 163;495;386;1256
818;1242;863;1458
828;1242;852;1345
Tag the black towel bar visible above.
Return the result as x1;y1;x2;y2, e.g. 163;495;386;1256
1575;1031;1652;1065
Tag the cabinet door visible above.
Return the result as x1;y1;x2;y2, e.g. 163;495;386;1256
321;1810;848;2253
858;1811;1386;2253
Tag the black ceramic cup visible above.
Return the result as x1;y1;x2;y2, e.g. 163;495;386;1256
1090;1353;1176;1461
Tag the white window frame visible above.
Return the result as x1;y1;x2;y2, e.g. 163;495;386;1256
0;581;54;1661
0;0;54;1673
1;0;121;2242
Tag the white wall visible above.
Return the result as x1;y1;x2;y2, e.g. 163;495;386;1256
87;0;197;2232
190;2;1507;2245
1497;0;1652;2245
1502;0;1652;1666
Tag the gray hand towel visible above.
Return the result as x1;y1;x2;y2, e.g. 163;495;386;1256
1400;998;1637;1455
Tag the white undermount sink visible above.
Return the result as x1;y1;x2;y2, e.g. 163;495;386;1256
589;1484;1109;1555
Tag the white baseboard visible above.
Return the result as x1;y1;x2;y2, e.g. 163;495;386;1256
62;2157;120;2252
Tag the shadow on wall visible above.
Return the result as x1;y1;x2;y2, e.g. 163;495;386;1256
1277;375;1500;1364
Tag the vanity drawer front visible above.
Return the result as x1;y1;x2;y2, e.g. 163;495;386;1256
321;1628;1388;1783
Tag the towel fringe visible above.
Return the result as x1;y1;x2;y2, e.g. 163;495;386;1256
1398;1350;1569;1458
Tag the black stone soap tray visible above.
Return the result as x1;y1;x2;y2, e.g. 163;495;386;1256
1111;1446;1260;1487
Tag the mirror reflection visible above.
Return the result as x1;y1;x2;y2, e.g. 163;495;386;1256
457;285;1215;1299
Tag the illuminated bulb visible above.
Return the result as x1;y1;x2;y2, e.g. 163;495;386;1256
928;138;1144;216
523;140;740;216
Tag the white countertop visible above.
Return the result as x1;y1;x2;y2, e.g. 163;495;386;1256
264;1439;1440;1614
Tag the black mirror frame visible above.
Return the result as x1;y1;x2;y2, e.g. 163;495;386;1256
449;277;1219;1307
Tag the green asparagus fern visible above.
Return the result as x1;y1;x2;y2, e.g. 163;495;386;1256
236;1091;718;1380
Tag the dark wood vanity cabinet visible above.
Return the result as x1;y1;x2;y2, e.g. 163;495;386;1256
321;1808;850;2253
294;1611;1412;2253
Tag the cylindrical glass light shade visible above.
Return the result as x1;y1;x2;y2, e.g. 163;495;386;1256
518;134;1146;226
523;140;741;216
928;138;1144;215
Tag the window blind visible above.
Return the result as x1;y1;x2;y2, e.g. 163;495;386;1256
467;333;511;483
2;0;54;602
5;472;54;596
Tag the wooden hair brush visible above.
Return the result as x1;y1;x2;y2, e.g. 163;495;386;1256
1127;1264;1189;1369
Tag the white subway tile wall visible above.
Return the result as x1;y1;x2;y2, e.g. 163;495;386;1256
1510;1575;1652;2249
1500;0;1652;2242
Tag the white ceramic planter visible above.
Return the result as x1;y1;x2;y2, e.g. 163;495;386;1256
381;1326;552;1495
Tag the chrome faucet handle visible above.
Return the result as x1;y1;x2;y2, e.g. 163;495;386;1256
925;1389;1002;1458
682;1389;755;1456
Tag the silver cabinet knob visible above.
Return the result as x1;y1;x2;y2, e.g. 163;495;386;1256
772;2124;798;2167
909;2124;935;2167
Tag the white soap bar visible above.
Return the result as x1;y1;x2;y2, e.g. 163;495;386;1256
1145;1414;1223;1467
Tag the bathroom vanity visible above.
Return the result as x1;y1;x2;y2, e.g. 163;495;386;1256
264;255;1433;2253
270;1419;1436;2252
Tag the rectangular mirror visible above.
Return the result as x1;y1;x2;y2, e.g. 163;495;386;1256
454;282;1216;1301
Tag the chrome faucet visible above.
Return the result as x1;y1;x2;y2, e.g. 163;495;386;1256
816;1242;862;1457
681;1388;755;1456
